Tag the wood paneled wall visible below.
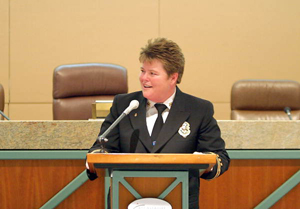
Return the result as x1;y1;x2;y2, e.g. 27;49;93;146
0;159;299;208
1;0;300;120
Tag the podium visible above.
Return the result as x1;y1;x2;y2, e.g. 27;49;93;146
87;153;216;209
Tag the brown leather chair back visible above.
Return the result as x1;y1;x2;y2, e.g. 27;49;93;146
53;63;128;120
231;79;300;120
0;84;4;120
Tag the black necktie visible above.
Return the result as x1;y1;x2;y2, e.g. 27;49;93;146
151;103;167;145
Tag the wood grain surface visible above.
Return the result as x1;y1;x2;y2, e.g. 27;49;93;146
0;159;299;209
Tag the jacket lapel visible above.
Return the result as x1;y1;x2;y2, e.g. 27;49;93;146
129;93;153;152
152;88;190;153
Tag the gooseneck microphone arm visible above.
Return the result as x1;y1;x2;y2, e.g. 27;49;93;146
0;110;10;120
97;100;139;143
284;107;292;120
97;112;127;142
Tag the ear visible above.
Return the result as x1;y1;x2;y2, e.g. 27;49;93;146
170;73;179;84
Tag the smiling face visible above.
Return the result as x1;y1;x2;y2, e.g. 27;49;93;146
139;59;178;103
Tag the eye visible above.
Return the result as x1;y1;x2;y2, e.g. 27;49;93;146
150;71;157;76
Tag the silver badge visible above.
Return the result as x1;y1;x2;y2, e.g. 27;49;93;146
178;121;191;138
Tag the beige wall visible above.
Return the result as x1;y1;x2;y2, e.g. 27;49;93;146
1;0;300;120
0;0;9;117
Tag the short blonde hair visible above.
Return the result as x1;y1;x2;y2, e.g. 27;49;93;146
139;38;185;84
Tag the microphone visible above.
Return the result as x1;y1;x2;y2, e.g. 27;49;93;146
0;110;10;120
284;107;292;120
97;100;139;143
123;100;140;115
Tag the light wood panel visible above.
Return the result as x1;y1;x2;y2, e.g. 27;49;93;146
0;160;102;209
9;103;52;120
5;102;232;120
3;104;9;119
212;102;231;120
87;153;216;173
161;0;300;103
0;159;299;208
0;0;9;103
1;0;300;120
200;160;300;209
9;0;159;103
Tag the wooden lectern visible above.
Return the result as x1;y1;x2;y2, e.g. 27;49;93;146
87;153;216;209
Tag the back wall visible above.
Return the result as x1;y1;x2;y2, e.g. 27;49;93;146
1;0;300;120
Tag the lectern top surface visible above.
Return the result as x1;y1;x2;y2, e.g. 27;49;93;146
87;153;216;164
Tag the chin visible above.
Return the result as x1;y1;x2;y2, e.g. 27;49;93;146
142;91;156;101
142;91;151;100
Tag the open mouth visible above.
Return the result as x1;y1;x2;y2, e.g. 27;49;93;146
143;84;152;88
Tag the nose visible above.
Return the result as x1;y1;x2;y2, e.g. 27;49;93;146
140;72;149;82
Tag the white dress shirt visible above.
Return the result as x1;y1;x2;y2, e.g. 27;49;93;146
146;89;176;136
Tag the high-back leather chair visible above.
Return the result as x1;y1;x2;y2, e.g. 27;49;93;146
0;84;4;120
53;63;128;120
231;79;300;120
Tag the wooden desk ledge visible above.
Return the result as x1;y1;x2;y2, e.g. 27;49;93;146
87;153;217;174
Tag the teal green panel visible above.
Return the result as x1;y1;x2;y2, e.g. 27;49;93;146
111;170;189;209
40;170;89;209
0;150;88;159
158;178;181;199
0;150;299;208
254;170;300;209
119;177;142;199
228;150;300;159
0;150;299;160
